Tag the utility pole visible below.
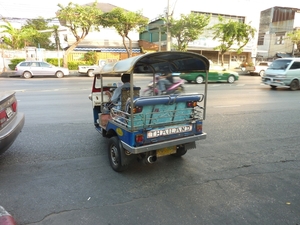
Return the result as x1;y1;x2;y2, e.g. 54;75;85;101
166;0;171;51
38;28;67;67
0;37;6;73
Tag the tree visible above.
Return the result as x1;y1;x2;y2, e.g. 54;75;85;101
0;20;36;49
167;12;210;51
287;30;300;56
56;1;102;67
22;17;55;50
212;16;256;66
99;8;148;58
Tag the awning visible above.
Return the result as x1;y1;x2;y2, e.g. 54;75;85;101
73;47;141;53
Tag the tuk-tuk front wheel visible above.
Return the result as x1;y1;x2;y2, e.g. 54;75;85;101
108;136;129;172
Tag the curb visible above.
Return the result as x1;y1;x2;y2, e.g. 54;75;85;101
0;206;16;225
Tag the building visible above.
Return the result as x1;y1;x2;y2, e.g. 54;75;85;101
140;11;255;69
257;6;300;60
64;2;143;54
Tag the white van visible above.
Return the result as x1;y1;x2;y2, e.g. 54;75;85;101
262;58;300;91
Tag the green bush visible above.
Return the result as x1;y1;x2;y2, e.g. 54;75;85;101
84;51;98;65
45;58;63;66
67;61;80;70
9;58;25;70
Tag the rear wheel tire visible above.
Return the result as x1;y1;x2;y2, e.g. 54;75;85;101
290;79;299;91
23;71;32;79
227;75;235;83
195;76;204;84
56;71;64;78
259;70;265;77
108;136;129;172
270;85;277;89
87;69;94;77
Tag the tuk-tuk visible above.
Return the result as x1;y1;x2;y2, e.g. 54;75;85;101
90;51;209;172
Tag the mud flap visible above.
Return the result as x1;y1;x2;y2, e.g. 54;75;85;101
184;141;196;150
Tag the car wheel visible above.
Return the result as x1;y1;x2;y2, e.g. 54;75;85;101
259;70;265;77
290;79;299;91
56;71;64;78
87;69;94;77
108;136;129;172
195;76;204;84
227;75;235;83
270;85;277;89
23;71;32;79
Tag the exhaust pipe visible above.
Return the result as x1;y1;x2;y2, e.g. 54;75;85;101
147;155;157;164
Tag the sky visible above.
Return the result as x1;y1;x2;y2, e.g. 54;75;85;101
0;0;299;29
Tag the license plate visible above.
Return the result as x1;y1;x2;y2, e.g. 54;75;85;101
147;125;192;138
156;146;176;157
5;107;13;118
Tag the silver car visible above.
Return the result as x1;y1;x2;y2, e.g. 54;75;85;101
15;61;70;78
0;91;25;154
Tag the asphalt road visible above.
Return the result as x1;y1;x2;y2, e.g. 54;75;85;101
0;75;299;225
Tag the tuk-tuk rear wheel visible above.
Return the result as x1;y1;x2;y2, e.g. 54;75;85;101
108;136;129;172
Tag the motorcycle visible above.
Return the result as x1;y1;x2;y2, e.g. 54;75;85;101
143;75;185;96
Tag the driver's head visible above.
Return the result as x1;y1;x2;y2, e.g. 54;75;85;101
121;74;130;83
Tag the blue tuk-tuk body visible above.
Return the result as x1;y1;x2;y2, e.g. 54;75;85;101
90;51;209;172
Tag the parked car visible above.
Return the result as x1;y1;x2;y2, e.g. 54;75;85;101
262;58;300;91
245;61;272;77
15;61;70;78
179;65;239;84
0;91;25;154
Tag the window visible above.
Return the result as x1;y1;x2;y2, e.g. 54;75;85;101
239;55;246;62
257;33;264;45
289;61;300;70
275;32;285;45
40;62;51;68
30;62;38;67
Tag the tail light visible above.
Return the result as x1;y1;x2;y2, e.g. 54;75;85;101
133;106;143;114
186;101;197;108
135;134;144;143
12;101;17;112
196;124;202;132
0;99;17;128
0;110;7;128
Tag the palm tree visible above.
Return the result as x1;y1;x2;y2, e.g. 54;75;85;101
0;20;38;49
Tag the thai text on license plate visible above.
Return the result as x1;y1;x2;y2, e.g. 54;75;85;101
147;125;192;138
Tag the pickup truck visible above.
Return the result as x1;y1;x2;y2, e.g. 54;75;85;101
78;65;99;77
78;59;119;77
245;62;271;77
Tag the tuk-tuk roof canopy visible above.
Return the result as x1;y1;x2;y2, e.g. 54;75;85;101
94;51;210;75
